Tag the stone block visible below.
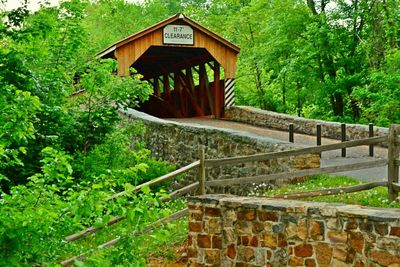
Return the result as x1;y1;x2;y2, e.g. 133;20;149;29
189;204;202;211
310;220;325;241
238;246;255;262
349;231;364;254
226;244;236;259
205;207;221;217
328;230;348;243
359;221;373;232
206;218;222;234
187;246;198;258
272;223;285;233
236;221;253;235
370;250;400;266
289;256;304;266
252;221;264;234
345;219;358;230
376;237;400;251
375;223;389;236
315;242;332;267
238;210;256;221
354;260;366;267
390;226;400;237
212;235;222;249
190;211;203;222
333;247;347;261
189;222;202;233
205;249;220;265
254;247;266;265
197;234;211;248
331;259;349;267
258;211;278;222
224;209;237;225
278;233;287;248
286;220;308;240
305;258;317;267
326;218;342;230
293;243;313;257
261;232;277;249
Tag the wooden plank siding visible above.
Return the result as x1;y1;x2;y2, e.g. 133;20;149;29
115;27;237;78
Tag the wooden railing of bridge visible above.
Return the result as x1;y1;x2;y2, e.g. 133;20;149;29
61;124;400;266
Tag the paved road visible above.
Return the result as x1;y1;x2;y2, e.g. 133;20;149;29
169;118;387;183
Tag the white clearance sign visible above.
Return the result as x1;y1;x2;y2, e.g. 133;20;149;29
163;24;194;45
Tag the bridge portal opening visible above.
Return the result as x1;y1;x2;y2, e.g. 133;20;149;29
98;13;240;118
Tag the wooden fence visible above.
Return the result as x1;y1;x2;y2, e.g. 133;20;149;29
288;122;377;157
61;124;400;266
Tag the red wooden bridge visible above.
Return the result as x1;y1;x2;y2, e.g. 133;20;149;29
98;13;240;119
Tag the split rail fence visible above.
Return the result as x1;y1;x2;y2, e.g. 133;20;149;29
61;124;400;266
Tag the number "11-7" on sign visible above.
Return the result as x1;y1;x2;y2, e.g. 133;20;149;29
173;26;185;32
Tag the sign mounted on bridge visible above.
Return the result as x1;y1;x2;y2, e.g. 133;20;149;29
163;24;194;45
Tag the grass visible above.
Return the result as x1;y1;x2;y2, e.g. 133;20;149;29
262;175;400;208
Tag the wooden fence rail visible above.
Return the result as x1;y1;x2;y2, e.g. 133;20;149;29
205;136;387;167
205;159;388;187
106;160;200;201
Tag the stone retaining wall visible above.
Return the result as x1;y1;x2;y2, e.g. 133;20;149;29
224;106;388;141
188;195;400;267
121;108;320;194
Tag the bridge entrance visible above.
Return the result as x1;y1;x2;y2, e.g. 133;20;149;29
98;13;240;118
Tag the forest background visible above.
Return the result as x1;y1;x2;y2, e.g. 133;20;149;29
0;0;399;265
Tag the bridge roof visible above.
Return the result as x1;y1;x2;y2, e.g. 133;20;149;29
97;13;240;79
98;13;240;59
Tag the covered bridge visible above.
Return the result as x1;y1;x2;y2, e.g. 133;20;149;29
98;13;240;118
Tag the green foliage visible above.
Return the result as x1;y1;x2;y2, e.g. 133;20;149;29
0;143;183;265
0;2;178;265
80;121;174;187
186;0;400;125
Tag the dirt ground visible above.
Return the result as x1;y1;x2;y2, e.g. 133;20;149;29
148;241;188;267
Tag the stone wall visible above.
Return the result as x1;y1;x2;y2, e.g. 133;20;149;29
188;195;400;267
121;108;320;194
224;106;388;141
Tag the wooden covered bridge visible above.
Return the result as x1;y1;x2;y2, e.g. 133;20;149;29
98;13;240;118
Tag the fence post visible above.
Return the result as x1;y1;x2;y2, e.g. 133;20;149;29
198;147;206;195
388;125;400;202
316;124;321;146
289;124;294;143
341;123;346;157
369;123;374;157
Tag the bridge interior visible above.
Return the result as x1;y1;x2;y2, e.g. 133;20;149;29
134;46;225;118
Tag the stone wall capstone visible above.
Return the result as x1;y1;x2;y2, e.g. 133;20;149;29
224;106;388;141
121;108;320;194
188;195;400;267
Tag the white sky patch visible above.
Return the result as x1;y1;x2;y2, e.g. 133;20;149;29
2;0;143;11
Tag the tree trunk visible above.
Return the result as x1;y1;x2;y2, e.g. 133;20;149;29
296;81;302;117
330;92;344;116
282;73;286;113
247;18;266;109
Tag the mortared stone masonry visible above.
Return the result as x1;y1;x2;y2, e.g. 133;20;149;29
188;195;400;267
